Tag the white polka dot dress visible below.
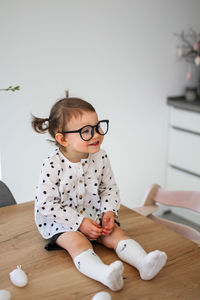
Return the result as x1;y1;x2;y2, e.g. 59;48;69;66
35;149;120;239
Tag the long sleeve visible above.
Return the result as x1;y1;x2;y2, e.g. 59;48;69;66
35;159;83;232
99;152;120;216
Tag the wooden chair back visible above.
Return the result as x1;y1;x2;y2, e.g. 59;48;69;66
134;184;200;244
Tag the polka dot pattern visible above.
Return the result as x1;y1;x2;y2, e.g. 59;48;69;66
34;148;120;239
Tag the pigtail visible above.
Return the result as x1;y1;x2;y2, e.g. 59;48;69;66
31;114;50;133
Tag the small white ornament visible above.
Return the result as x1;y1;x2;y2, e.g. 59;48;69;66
92;291;112;300
9;265;28;287
194;56;200;66
0;290;11;300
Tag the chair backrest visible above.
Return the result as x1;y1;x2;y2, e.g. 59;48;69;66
134;184;200;244
0;180;16;207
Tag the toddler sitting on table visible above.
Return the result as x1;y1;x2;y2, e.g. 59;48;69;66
32;93;167;291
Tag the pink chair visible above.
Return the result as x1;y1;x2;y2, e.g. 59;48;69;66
134;184;200;244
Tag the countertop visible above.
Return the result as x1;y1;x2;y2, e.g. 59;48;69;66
167;96;200;113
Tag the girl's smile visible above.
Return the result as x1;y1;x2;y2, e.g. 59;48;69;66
89;140;100;146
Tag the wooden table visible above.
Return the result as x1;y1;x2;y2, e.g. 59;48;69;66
0;202;200;300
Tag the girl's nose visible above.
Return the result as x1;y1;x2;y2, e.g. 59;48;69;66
93;128;99;138
91;125;100;139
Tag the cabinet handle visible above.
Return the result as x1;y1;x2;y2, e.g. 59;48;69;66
169;164;200;178
171;126;200;136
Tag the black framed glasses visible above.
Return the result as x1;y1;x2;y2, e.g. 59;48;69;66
61;120;109;141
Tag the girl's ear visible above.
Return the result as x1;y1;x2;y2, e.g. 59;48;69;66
55;133;68;147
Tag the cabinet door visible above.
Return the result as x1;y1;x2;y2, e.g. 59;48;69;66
170;107;200;133
168;127;200;175
166;166;200;191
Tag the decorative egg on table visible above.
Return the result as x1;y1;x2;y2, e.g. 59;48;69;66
92;291;111;300
0;289;11;300
9;265;28;287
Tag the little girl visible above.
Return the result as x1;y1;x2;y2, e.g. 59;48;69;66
32;93;167;291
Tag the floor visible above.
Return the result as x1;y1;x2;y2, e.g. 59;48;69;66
161;210;200;231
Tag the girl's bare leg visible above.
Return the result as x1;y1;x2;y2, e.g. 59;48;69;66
56;231;92;258
56;231;124;291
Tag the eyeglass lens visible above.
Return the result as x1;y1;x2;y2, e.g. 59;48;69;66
80;121;108;141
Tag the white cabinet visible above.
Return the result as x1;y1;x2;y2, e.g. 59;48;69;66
166;106;200;225
168;127;200;175
169;106;200;133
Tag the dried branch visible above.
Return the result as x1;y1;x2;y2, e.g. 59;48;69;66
0;86;20;92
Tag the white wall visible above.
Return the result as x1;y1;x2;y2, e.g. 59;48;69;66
0;0;200;207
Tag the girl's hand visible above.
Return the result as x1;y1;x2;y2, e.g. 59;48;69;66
102;211;115;236
79;218;103;239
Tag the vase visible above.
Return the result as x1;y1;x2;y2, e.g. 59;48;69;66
185;87;198;102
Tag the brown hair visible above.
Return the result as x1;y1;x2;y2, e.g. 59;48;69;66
32;93;96;146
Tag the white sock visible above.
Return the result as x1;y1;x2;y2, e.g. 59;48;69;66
74;248;124;291
116;239;167;280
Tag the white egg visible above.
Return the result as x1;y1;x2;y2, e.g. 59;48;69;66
9;265;28;287
92;291;112;300
0;290;11;300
